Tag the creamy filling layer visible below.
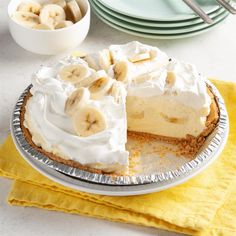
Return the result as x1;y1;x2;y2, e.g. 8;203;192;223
126;95;207;138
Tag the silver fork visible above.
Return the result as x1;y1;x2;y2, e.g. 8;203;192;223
216;0;236;14
183;0;213;24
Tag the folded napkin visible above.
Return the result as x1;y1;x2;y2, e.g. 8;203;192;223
0;80;236;235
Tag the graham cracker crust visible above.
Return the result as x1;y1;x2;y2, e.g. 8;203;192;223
20;87;219;175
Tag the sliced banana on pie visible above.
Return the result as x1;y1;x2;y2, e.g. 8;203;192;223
109;81;123;103
89;74;113;99
84;54;100;71
133;70;161;84
65;87;90;116
59;64;90;84
85;49;112;71
166;71;176;85
76;70;104;88
13;11;39;28
55;20;73;29
128;52;151;63
66;0;82;22
113;61;130;83
39;4;66;28
98;49;112;70
76;74;97;88
73;106;107;137
17;1;41;15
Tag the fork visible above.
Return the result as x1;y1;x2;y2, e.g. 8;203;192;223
216;0;236;14
183;0;213;24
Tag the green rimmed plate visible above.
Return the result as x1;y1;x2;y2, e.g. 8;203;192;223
91;0;228;35
97;0;221;21
92;7;229;39
92;0;225;28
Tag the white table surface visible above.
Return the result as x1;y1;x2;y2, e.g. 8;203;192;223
0;0;236;235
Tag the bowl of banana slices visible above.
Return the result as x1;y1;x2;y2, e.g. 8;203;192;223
8;0;90;55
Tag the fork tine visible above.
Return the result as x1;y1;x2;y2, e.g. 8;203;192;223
216;0;236;14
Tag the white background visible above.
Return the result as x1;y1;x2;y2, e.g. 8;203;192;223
0;0;236;235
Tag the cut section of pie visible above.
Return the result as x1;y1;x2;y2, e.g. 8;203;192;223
21;41;219;174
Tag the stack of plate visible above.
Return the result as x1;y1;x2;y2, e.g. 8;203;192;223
90;0;230;39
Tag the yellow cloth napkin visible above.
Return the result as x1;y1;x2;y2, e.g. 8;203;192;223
0;80;236;235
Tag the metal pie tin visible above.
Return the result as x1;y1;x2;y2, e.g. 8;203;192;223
11;80;229;190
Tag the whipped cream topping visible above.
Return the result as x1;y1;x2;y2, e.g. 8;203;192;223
24;63;129;171
109;42;211;112
24;41;213;172
166;59;211;111
109;41;169;84
110;41;166;63
124;60;211;111
127;68;166;96
128;59;211;110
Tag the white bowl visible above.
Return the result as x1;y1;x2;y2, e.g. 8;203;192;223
8;0;90;55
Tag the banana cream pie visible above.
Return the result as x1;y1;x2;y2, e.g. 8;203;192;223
21;41;219;174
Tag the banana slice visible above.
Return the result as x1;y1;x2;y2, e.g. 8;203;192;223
96;70;108;79
89;74;113;100
109;81;123;103
85;49;112;71
76;75;97;88
98;49;112;71
71;51;87;58
39;4;65;28
113;61;130;83
66;0;82;22
17;1;41;15
33;23;52;30
13;11;39;28
76;70;104;88
128;52;151;63
149;49;158;59
55;20;73;29
65;87;90;116
45;0;67;9
166;71;176;85
73;106;107;137
64;4;74;22
59;64;90;84
84;54;100;71
133;70;161;84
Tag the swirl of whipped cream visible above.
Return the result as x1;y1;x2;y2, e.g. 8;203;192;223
109;41;167;63
110;41;169;78
109;42;211;113
24;64;129;172
166;59;211;111
128;69;167;97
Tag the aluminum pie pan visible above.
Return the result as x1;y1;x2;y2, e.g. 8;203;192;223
11;80;229;187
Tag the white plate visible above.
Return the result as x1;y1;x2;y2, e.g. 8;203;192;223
11;121;228;196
